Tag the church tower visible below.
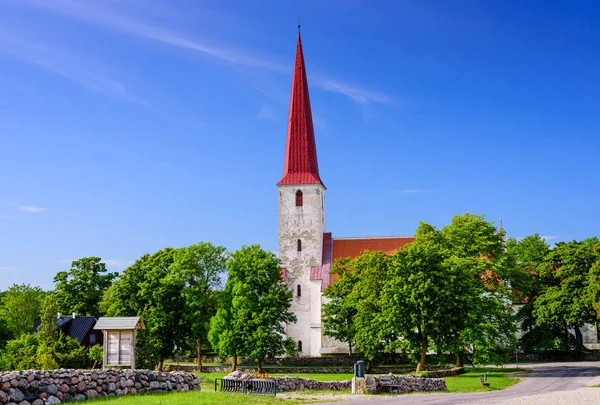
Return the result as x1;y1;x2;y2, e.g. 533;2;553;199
278;32;326;357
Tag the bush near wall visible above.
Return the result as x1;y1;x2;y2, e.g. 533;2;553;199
0;369;200;404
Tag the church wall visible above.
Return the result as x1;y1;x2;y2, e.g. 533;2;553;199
278;184;325;357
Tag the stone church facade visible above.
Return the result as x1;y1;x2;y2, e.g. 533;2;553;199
277;33;600;356
276;33;413;356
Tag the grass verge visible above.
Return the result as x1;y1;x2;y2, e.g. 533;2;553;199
81;390;325;404
445;367;524;393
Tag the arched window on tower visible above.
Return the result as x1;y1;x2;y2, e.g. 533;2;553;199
296;190;303;206
298;340;303;352
297;284;301;297
297;239;302;252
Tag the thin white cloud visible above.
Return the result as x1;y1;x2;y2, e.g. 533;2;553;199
0;266;16;271
20;0;286;72
397;189;428;195
18;0;392;105
258;104;277;121
0;37;148;106
311;75;392;105
18;206;47;213
0;216;13;219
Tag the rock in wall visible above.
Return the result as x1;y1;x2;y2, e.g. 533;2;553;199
0;369;200;404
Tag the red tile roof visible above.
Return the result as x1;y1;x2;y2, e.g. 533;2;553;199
332;236;415;261
277;33;324;188
331;236;415;283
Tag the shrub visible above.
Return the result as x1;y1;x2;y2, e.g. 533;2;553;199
89;345;103;369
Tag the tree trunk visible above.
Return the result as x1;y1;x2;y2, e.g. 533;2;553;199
196;339;203;372
456;349;464;368
158;360;164;371
230;355;238;372
257;359;263;373
575;326;583;351
365;360;372;373
416;336;428;372
348;343;353;356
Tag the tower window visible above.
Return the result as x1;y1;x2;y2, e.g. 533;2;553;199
297;239;302;252
298;340;303;352
296;190;303;206
297;284;301;297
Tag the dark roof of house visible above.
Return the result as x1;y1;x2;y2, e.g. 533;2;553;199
31;316;97;343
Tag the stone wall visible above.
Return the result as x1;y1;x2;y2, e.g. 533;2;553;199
357;374;447;394
0;369;200;404
225;371;350;392
419;367;465;378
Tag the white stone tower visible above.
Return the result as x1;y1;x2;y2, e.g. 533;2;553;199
277;32;326;357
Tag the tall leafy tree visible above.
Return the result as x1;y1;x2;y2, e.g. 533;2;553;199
168;242;227;371
225;245;296;372
209;287;244;371
534;238;600;350
505;235;560;352
439;214;515;367
384;224;471;371
0;284;45;336
102;248;185;370
53;257;117;316
346;251;392;368
322;258;358;354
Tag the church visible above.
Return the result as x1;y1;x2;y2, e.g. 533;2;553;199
276;32;600;357
276;32;414;357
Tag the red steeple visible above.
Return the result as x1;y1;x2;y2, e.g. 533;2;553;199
277;33;324;188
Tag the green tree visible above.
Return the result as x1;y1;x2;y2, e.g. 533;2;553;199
102;248;185;370
209;287;244;371
226;245;296;372
0;284;45;336
168;242;227;371
384;224;469;371
0;319;13;350
439;214;515;367
322;258;358;355
504;235;559;353
534;238;600;350
38;295;60;343
54;257;117;316
347;251;392;368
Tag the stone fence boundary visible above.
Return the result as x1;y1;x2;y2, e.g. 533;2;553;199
419;366;465;378
0;369;200;404
358;374;447;394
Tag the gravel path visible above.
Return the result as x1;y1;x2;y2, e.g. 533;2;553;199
315;362;600;405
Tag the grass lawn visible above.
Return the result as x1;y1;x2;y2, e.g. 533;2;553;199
68;366;523;405
82;390;325;404
445;367;524;393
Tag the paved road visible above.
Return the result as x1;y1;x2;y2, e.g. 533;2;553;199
318;362;600;405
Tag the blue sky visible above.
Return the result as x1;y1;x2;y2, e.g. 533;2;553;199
1;0;599;290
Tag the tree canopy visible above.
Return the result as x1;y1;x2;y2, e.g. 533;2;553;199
53;257;117;316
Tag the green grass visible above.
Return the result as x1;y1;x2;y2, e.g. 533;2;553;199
445;367;524;393
80;390;323;404
62;366;524;405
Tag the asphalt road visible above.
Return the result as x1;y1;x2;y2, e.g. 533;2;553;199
318;362;600;405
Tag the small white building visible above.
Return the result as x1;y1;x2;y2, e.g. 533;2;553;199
94;317;144;369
